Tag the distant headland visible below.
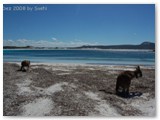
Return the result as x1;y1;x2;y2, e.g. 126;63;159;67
3;41;155;51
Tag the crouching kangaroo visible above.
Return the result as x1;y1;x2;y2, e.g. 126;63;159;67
116;66;142;97
20;60;30;71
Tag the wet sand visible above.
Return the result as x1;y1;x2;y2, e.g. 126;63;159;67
3;63;155;116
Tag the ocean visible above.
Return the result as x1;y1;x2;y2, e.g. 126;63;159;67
3;49;155;66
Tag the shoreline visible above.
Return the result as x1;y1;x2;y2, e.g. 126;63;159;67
4;61;155;69
3;48;154;52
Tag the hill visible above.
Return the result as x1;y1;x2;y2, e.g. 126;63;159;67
3;42;155;50
75;42;155;50
3;46;33;49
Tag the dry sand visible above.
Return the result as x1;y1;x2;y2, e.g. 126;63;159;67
3;63;155;116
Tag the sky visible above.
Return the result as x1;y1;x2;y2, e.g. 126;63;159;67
3;4;155;47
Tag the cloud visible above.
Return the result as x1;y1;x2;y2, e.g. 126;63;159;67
52;37;58;41
4;39;33;46
69;39;99;46
3;40;14;46
3;38;99;47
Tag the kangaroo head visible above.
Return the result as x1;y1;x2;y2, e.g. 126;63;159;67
135;66;142;78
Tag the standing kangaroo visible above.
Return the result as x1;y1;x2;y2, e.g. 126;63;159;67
20;60;30;71
116;66;142;97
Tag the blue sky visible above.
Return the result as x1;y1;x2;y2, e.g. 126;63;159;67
3;4;155;47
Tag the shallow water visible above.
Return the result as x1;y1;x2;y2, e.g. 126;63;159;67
3;49;155;66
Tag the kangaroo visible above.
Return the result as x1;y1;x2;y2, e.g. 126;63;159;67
116;66;142;97
20;60;30;71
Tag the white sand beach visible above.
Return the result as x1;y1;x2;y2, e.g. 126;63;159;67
3;63;155;116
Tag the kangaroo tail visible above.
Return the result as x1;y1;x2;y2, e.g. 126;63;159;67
116;80;119;94
17;66;23;71
116;84;118;93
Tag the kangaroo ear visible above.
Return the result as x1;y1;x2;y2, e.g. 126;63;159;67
137;66;140;69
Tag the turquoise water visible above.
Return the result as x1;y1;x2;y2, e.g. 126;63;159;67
3;49;155;66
